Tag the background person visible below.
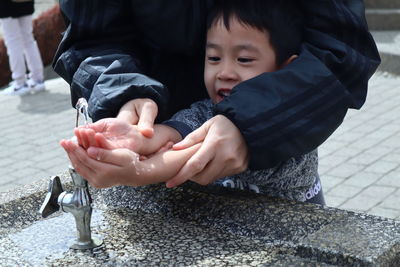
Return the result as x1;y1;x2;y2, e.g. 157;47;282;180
0;0;45;96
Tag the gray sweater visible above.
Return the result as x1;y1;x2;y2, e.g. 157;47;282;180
165;99;319;202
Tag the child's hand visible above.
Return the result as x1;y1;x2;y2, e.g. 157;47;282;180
139;141;174;160
75;118;148;153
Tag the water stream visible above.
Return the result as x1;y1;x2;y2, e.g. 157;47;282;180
75;98;90;127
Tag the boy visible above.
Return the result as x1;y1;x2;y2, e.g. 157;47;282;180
61;0;324;204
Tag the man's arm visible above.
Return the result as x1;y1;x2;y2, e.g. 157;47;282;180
215;0;381;169
124;144;201;187
60;138;200;188
54;0;212;122
53;0;169;122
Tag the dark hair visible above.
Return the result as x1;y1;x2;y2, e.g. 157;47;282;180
207;0;304;66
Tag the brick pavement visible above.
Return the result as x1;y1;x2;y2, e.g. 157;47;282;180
0;72;399;221
320;72;400;220
34;0;58;18
0;78;74;192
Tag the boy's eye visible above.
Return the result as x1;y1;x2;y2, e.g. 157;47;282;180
207;56;220;62
237;57;254;63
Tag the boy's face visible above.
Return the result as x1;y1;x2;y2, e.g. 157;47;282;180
205;17;278;103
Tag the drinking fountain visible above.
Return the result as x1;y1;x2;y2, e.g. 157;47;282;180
39;98;102;250
39;168;102;249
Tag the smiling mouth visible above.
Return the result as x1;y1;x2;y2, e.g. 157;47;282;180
217;88;231;99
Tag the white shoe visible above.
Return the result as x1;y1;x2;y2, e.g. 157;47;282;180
27;79;46;93
1;83;30;96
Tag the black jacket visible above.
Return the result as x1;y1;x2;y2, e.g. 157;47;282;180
0;0;34;18
53;0;380;170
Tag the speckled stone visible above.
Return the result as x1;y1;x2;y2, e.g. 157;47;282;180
0;173;399;266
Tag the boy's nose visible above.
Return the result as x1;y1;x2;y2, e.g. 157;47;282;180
217;64;238;81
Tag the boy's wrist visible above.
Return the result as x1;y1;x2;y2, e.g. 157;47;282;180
162;120;193;140
129;124;149;155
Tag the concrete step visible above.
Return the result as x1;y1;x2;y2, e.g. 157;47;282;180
365;0;400;9
371;31;400;76
366;9;400;31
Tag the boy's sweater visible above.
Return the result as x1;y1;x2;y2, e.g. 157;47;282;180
165;99;318;202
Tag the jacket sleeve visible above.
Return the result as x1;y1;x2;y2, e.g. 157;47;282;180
215;0;381;169
52;0;169;121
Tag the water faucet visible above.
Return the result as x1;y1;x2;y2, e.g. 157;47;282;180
39;167;103;250
39;98;101;249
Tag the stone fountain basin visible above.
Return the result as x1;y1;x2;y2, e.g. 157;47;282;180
1;172;399;266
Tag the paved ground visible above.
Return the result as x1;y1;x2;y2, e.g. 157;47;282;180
0;72;399;221
0;78;74;192
34;0;58;18
321;72;400;220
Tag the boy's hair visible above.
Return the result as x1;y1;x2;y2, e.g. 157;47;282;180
207;0;304;66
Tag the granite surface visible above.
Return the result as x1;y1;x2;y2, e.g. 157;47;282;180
0;173;399;266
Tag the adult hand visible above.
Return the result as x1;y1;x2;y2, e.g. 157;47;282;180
117;98;158;137
60;139;143;188
166;115;249;188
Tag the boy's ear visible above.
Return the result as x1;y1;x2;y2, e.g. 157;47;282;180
281;54;298;68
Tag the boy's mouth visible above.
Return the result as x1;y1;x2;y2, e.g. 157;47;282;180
217;88;231;99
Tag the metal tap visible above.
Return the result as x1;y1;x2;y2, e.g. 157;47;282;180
39;167;102;250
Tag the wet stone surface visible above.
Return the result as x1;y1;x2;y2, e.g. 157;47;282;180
0;173;399;266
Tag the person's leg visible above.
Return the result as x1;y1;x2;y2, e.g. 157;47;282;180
0;17;27;87
304;175;326;205
18;14;45;91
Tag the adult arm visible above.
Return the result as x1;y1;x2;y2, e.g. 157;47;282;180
53;0;210;122
215;0;381;169
53;0;169;121
163;101;248;187
60;139;200;188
